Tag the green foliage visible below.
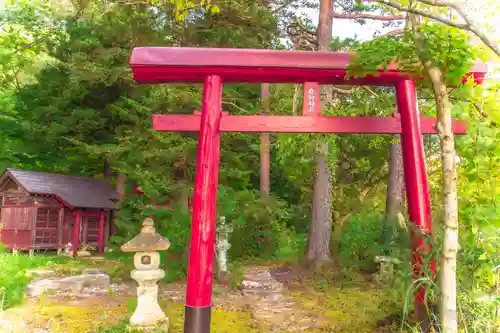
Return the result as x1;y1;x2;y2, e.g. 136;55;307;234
0;2;499;331
339;212;385;268
457;292;499;333
275;230;307;261
168;0;220;21
218;187;289;259
349;23;478;86
455;83;500;296
349;32;419;77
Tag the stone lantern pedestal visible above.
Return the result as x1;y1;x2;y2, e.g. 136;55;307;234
121;218;171;331
373;255;401;285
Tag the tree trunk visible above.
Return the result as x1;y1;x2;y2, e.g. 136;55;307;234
115;172;127;201
103;159;113;182
425;64;458;333
260;83;271;196
385;135;405;241
307;141;333;262
109;172;127;238
306;0;334;264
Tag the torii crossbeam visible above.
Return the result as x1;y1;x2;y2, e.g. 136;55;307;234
129;47;486;333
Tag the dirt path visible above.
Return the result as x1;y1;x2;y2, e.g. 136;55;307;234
241;266;318;332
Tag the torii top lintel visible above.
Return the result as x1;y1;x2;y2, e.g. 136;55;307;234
130;47;487;86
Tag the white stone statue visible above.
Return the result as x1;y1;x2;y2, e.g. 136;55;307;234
216;216;233;276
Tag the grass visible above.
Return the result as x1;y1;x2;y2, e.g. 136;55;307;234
22;296;260;333
88;300;261;333
0;249;132;310
0;246;195;312
0;251;76;309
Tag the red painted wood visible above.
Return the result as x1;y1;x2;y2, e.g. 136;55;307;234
0;230;32;249
185;76;223;310
130;47;487;85
302;82;321;116
58;207;64;248
133;185;144;194
133;66;409;86
131;47;357;69
80;212;103;217
396;80;435;306
193;110;229;116
152;114;467;135
35;194;73;209
2;204;43;208
54;195;73;209
72;210;81;257
98;211;105;255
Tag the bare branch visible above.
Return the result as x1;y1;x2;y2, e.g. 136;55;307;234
332;86;354;94
373;0;467;29
380;28;405;37
417;0;453;7
362;86;378;96
373;0;500;58
447;3;500;58
332;11;405;21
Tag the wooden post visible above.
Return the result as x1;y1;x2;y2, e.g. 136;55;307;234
396;80;435;321
98;211;105;255
31;206;37;252
58;206;64;250
184;75;223;333
72;210;81;257
82;214;88;245
302;82;321;116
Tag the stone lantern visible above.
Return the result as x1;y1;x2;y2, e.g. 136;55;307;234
216;216;233;278
373;255;401;285
121;217;170;331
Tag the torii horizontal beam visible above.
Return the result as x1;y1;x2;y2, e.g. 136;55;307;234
130;47;487;86
152;113;467;134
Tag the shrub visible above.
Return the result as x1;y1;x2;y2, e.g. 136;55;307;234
216;187;288;260
275;229;307;261
339;212;386;269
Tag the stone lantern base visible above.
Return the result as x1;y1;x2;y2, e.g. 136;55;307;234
129;269;169;332
127;321;169;333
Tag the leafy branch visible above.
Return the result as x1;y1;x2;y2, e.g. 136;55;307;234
370;0;500;58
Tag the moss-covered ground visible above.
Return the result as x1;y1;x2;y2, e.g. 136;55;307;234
0;253;400;333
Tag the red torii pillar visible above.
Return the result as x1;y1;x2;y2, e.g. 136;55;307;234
129;47;486;333
396;80;435;313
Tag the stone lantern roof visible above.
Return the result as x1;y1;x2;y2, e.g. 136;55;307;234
121;218;171;252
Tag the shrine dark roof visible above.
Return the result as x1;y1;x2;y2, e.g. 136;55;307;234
2;168;119;209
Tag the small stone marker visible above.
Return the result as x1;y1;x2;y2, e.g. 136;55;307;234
373;255;401;284
216;216;233;280
121;217;171;331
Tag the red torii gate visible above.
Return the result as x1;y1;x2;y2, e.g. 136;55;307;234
129;47;486;333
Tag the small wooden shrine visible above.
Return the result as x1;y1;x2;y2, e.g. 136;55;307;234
0;168;119;255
